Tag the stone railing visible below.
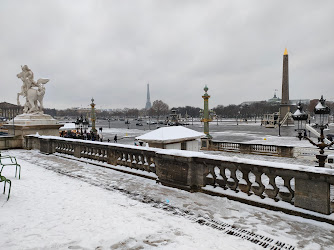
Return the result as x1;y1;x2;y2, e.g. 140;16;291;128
25;135;334;219
26;135;157;176
0;135;23;150
208;140;294;157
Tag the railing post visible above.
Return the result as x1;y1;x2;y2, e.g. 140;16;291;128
40;138;54;154
279;146;294;157
294;177;330;214
155;153;204;191
73;142;81;158
107;146;118;166
240;144;251;154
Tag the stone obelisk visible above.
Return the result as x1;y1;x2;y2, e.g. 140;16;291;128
279;48;290;121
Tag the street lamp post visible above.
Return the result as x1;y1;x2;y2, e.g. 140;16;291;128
303;96;334;167
83;117;89;135
292;102;308;140
236;111;240;125
74;114;89;138
90;98;97;137
200;85;213;139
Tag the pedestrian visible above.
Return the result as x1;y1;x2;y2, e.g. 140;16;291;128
114;134;117;143
107;138;110;143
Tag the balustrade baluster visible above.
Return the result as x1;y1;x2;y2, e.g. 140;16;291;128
225;163;239;191
137;155;144;170
132;154;138;169
279;176;294;204
264;174;279;201
217;165;227;189
238;169;252;195
251;168;265;198
143;156;149;171
205;165;217;186
148;156;156;173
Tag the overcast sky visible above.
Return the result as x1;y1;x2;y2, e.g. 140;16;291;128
1;1;333;110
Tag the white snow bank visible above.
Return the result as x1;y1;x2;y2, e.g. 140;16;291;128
0;155;259;250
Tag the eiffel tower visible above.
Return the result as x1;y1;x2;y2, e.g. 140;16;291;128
145;83;152;110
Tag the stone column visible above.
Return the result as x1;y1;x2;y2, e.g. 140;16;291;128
201;85;212;139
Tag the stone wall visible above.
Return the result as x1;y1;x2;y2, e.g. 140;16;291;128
25;135;334;218
0;136;22;149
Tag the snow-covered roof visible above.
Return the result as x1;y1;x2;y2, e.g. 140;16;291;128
59;122;76;131
315;102;325;110
136;126;205;143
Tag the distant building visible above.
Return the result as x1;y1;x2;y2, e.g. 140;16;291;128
0;102;23;119
268;92;281;103
145;83;152;110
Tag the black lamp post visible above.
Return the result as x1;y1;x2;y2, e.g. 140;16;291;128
74;115;88;137
83;117;89;135
292;101;308;140
303;96;334;167
75;117;80;136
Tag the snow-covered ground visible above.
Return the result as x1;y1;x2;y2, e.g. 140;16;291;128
1;149;334;249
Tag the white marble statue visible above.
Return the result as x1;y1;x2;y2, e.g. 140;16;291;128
16;65;49;114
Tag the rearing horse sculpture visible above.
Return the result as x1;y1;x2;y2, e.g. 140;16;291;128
16;65;49;114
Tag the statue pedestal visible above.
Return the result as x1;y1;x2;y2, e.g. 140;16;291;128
3;114;62;148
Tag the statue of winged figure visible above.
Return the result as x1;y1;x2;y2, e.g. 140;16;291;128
16;65;49;114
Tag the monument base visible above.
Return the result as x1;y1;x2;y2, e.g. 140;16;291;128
9;113;59;126
3;114;62;148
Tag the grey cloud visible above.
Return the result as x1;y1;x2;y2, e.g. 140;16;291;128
1;0;333;110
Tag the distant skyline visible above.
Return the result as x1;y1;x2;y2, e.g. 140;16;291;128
1;1;334;110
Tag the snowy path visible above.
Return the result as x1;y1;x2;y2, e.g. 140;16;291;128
1;150;334;249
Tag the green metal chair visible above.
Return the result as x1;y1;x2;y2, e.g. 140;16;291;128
0;150;17;162
0;174;11;200
0;154;21;179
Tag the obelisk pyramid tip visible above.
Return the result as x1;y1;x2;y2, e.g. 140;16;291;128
284;48;288;55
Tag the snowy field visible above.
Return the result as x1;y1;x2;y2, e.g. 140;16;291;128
1;150;334;249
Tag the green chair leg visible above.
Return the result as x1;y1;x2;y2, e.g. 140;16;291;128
7;179;11;200
15;164;21;179
1;175;11;200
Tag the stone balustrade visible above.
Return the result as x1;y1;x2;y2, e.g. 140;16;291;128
25;135;334;219
209;140;294;157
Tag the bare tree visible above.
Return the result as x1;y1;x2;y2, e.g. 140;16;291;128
150;100;169;118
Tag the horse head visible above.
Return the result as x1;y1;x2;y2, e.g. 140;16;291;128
16;71;24;78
